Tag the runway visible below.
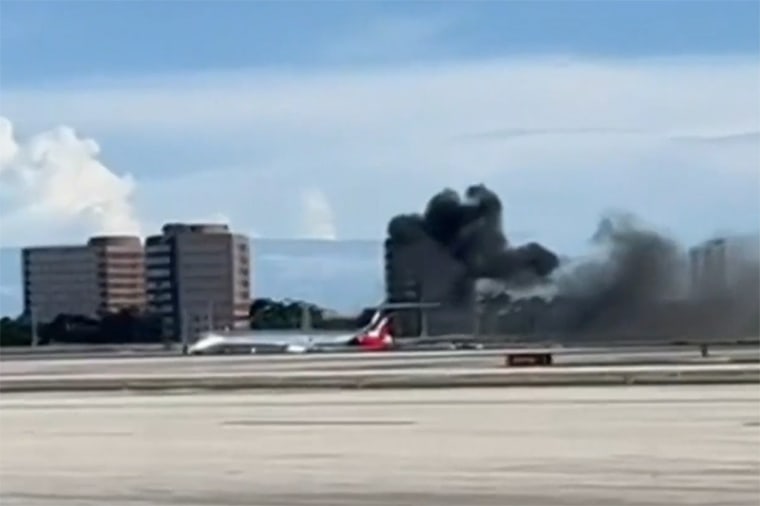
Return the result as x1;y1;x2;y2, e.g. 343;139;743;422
2;339;757;362
2;345;757;379
1;385;759;505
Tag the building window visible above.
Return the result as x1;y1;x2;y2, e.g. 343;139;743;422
146;268;171;278
146;244;171;255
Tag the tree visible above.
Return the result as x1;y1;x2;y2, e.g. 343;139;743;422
98;308;162;343
0;317;32;347
248;298;378;331
39;314;100;343
0;308;164;346
249;298;312;329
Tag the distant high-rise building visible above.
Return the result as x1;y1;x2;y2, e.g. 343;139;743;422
22;236;145;323
689;234;760;299
384;236;472;336
145;223;251;342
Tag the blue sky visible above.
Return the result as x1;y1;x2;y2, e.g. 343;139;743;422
1;0;758;255
3;1;759;82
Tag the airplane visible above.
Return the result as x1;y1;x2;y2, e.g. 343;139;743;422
187;306;395;355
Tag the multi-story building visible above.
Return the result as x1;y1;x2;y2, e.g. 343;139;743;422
89;236;147;313
689;234;760;299
145;223;251;342
22;236;145;323
384;235;473;336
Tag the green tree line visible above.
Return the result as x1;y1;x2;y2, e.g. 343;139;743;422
0;298;376;346
249;298;375;330
0;308;163;347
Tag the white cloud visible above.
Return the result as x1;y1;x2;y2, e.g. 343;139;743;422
0;117;141;247
300;188;337;240
2;55;758;250
5;56;757;138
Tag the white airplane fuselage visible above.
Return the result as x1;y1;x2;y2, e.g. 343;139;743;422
188;315;392;355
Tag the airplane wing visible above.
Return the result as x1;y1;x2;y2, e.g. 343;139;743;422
310;332;357;346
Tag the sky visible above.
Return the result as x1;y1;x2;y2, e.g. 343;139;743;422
0;0;758;256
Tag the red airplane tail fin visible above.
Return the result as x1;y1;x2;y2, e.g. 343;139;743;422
357;315;393;351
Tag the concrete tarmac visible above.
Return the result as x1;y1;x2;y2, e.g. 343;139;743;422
1;385;759;505
2;346;757;379
2;363;759;393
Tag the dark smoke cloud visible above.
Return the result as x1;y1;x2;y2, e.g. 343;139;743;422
387;184;559;300
386;186;758;340
549;212;684;332
525;213;758;339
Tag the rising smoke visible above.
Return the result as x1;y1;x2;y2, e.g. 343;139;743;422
386;185;759;338
387;184;560;292
548;212;684;332
0;117;141;246
552;216;759;337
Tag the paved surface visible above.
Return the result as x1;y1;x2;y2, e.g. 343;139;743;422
2;340;757;361
1;346;757;378
1;385;759;505
2;363;760;393
2;347;757;392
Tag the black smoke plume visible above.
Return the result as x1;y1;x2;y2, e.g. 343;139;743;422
520;213;758;339
549;212;684;332
386;184;559;300
386;186;759;340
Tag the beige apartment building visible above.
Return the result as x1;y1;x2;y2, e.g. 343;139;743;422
22;236;146;323
145;223;251;342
